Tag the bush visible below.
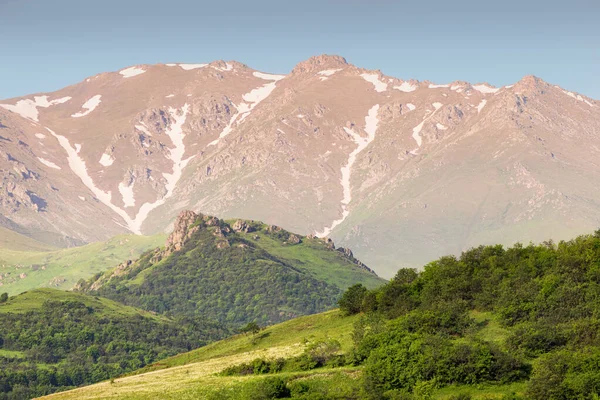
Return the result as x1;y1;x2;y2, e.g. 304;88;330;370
339;284;367;315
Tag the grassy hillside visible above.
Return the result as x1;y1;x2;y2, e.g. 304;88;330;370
0;227;56;252
42;232;600;400
0;289;226;400
80;213;385;326
38;310;362;400
0;234;165;295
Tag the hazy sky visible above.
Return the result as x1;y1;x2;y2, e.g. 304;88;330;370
0;0;598;99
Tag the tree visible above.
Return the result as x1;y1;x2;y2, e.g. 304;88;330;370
239;321;261;335
0;293;7;303
339;284;367;315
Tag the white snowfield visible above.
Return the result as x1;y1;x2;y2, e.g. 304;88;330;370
178;64;208;71
429;83;449;88
48;104;193;234
559;88;595;107
99;153;114;167
71;95;102;118
412;103;444;149
35;133;46;139
317;104;380;238
37;157;61;170
360;73;388;92
208;77;284;147
118;182;135;208
119;67;146;78
477;99;487;113
406;103;416;111
318;69;342;76
317;69;342;81
394;82;417;92
472;84;499;94
166;94;175;98
135;123;152;137
253;71;287;80
0;96;71;122
436;123;448;130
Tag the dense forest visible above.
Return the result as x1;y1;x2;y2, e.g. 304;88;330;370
209;231;600;399
79;217;345;325
0;290;225;399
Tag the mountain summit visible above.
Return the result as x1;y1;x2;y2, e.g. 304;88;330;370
0;56;599;277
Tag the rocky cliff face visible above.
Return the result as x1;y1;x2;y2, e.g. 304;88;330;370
1;55;599;277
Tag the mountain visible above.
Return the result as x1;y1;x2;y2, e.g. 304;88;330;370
0;233;165;296
0;288;226;399
1;55;599;277
77;210;384;325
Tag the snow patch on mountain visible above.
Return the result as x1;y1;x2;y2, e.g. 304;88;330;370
406;103;416;111
35;133;46;139
317;69;342;81
208;79;282;147
429;83;449;88
412;103;443;149
477;99;487;113
317;104;380;237
0;96;72;122
72;95;102;118
99;153;114;167
119;67;146;78
178;64;208;70
135;123;152;137
253;71;286;81
48;104;192;234
166;94;175;98
559;88;595;107
436;123;448;130
119;182;135;208
38;157;61;170
394;82;417;92
360;73;387;92
472;84;499;94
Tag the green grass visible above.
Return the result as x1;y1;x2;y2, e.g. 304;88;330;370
470;310;511;347
231;224;385;291
0;234;165;296
0;349;25;359
0;288;164;320
138;309;359;373
39;309;361;400
434;382;528;399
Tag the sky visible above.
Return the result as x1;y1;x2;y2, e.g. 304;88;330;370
0;0;598;99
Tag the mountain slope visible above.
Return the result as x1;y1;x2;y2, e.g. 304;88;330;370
0;233;165;295
0;288;226;400
78;211;384;325
1;55;599;277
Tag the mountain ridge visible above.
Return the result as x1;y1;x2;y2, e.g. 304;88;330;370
1;54;599;277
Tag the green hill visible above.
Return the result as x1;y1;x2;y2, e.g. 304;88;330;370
0;288;226;400
78;211;385;326
0;234;165;296
39;231;600;400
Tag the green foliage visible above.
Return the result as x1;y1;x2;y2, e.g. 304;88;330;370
0;291;225;399
83;219;355;327
240;322;262;335
0;293;7;304
338;284;367;315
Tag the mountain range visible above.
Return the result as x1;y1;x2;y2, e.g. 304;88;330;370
1;55;599;277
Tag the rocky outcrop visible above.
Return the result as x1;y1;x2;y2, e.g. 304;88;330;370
165;210;201;253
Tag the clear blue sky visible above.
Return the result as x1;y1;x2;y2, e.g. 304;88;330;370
0;0;598;100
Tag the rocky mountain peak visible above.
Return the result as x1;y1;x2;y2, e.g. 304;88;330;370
165;210;201;252
292;54;348;74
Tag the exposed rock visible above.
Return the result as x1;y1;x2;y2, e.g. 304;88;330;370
165;210;201;252
232;219;255;233
287;234;301;244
